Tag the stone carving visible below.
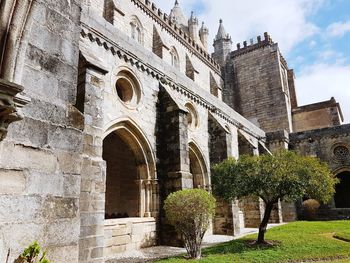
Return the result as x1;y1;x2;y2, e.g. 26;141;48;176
0;79;29;141
334;145;349;161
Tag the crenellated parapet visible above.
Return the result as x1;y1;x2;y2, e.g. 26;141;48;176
231;32;276;58
130;0;220;73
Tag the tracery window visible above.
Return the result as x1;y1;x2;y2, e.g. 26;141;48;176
170;47;180;69
130;16;143;45
334;145;349;161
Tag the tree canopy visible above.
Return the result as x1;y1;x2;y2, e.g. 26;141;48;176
212;150;338;243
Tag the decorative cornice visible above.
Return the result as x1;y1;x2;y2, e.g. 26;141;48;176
130;0;220;73
0;78;30;141
290;124;350;143
80;26;265;140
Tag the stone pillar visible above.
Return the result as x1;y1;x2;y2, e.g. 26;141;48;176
208;116;244;236
157;85;191;245
266;130;289;152
78;61;108;263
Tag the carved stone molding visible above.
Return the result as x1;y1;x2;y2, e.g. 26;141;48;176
0;78;29;141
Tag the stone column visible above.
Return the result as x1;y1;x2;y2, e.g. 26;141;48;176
208;115;245;236
78;58;108;263
157;85;191;245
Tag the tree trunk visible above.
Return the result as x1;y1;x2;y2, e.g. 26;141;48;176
257;201;275;244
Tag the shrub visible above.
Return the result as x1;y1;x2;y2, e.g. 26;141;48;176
302;199;320;221
15;241;50;263
164;189;216;259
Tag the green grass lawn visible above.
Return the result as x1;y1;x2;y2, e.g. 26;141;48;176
157;221;350;263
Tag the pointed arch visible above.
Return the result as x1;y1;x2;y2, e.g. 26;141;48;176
103;118;156;180
189;141;209;189
103;118;158;218
169;46;180;69
130;15;144;45
334;167;350;208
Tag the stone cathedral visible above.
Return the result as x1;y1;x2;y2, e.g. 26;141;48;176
0;0;349;262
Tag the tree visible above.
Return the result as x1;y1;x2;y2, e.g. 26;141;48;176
164;189;216;259
212;150;338;244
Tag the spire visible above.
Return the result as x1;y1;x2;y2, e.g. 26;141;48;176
169;0;188;26
199;22;209;50
216;19;228;40
188;11;198;24
200;22;209;33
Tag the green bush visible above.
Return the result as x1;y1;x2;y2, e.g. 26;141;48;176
302;199;320;221
15;241;50;263
164;189;216;259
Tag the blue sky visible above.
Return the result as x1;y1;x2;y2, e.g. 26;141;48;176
156;0;350;123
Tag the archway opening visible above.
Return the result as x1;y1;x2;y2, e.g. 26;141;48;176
189;142;208;189
334;171;350;208
103;132;139;219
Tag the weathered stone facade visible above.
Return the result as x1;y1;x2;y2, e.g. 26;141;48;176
0;0;348;262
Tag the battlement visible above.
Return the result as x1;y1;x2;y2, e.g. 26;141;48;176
231;32;275;58
131;0;220;72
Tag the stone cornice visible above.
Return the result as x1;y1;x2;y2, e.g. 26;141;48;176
290;124;350;143
80;26;265;140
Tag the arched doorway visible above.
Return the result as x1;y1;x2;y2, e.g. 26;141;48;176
103;120;158;219
334;170;350;208
189;142;209;189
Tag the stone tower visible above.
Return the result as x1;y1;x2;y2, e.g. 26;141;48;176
223;33;294;132
188;11;199;41
199;22;209;51
212;19;232;66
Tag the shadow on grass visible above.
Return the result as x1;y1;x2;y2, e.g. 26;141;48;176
202;238;281;256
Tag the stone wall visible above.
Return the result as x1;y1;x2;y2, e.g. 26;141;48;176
0;1;83;262
292;98;343;132
104;218;156;259
290;124;350;219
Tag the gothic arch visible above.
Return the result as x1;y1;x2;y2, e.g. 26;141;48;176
0;0;35;82
333;167;350;209
130;15;144;45
103;118;158;218
189;141;209;189
169;46;180;68
185;102;199;129
103;118;156;180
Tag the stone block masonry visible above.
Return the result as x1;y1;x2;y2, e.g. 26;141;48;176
1;0;348;261
0;0;84;262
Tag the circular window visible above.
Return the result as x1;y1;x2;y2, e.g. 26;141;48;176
334;145;349;160
116;77;134;103
185;103;199;130
115;70;141;108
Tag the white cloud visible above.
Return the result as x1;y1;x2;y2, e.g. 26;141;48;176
296;63;350;123
155;0;323;54
327;20;350;38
